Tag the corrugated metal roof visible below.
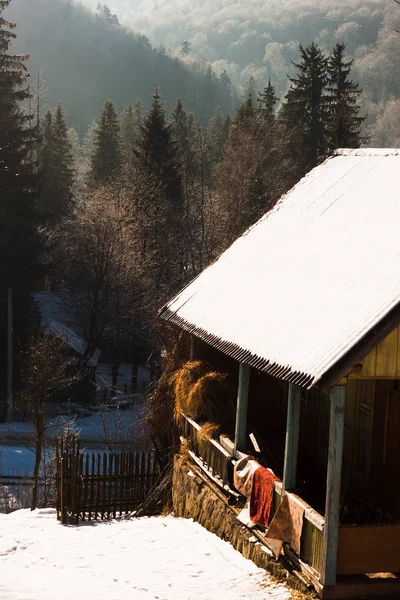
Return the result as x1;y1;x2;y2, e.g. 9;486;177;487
160;149;400;388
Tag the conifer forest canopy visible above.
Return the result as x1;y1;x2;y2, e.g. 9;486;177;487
0;0;398;414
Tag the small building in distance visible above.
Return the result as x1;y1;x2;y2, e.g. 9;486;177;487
34;293;100;412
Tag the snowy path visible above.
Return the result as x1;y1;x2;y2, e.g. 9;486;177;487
0;509;292;600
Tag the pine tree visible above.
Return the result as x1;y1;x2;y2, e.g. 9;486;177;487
0;0;43;405
180;40;191;56
39;103;75;224
244;75;257;101
281;43;328;168
136;89;182;210
82;118;98;157
202;65;217;120
170;99;196;171
207;106;227;165
235;93;255;125
326;43;364;150
219;70;233;113
135;89;183;287
89;100;121;185
96;3;119;25
67;127;80;160
120;101;142;163
219;70;232;91
258;79;278;120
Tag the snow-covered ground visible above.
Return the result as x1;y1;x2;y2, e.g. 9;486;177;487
0;510;291;600
0;403;147;445
0;406;149;479
0;446;38;475
0;405;145;441
96;363;151;394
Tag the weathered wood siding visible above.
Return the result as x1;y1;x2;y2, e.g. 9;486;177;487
352;324;400;378
337;524;400;574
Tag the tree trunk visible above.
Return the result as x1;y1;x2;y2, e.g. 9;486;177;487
31;431;43;511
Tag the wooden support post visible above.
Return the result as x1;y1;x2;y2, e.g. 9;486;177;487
322;384;346;587
234;363;250;455
282;383;301;492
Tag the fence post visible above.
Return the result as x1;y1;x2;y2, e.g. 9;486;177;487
55;439;60;521
60;457;65;525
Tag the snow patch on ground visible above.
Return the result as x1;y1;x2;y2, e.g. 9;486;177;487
0;510;291;600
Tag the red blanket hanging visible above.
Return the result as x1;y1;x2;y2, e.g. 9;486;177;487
249;466;279;528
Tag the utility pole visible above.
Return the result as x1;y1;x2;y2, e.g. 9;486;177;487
7;287;13;422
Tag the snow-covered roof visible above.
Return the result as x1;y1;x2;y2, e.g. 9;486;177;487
160;149;400;389
33;292;76;327
44;320;101;367
34;293;100;366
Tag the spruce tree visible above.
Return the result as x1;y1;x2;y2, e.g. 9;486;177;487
235;93;255;125
39;103;75;224
120;101;142;163
170;99;195;172
207;106;227;165
0;0;43;406
136;89;182;210
135;89;183;288
258;79;278;121
89;100;121;185
326;43;364;150
202;65;217;120
281;43;328;168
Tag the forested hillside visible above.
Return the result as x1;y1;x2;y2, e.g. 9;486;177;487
89;0;392;93
83;0;400;141
6;0;234;134
0;0;393;423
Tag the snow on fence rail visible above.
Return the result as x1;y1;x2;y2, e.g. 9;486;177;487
55;438;158;524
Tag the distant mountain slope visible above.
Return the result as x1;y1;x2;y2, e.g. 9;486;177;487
6;0;233;134
81;0;400;122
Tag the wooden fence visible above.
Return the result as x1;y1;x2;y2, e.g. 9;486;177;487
55;439;158;524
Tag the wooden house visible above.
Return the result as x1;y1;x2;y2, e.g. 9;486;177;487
160;149;400;598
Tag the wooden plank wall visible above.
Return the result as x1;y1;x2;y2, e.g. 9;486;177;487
353;325;400;378
337;525;400;574
368;380;400;518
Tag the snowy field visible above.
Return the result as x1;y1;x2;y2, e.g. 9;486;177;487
0;405;146;443
0;405;149;477
0;510;291;600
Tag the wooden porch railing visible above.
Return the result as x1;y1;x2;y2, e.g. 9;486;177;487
180;414;232;487
180;412;325;582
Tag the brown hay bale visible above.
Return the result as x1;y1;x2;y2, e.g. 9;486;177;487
186;371;234;422
197;421;221;441
172;360;208;421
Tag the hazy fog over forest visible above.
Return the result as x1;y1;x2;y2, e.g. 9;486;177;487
6;0;400;140
81;0;397;93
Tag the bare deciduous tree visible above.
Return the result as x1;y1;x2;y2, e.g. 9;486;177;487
211;114;300;252
22;332;76;510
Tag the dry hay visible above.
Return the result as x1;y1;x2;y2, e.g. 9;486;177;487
187;372;228;419
172;360;208;422
171;361;237;435
197;421;221;441
187;371;236;432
